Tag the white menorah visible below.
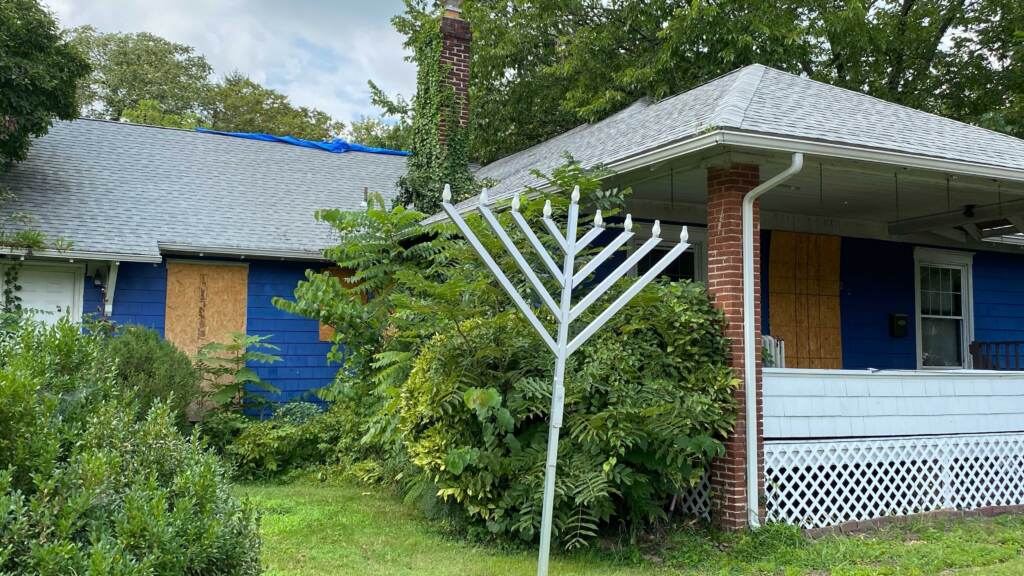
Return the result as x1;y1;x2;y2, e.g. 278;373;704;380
440;183;690;576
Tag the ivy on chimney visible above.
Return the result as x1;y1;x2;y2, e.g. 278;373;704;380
395;3;478;214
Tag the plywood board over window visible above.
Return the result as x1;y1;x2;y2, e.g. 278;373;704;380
319;267;359;342
768;231;842;369
165;261;249;356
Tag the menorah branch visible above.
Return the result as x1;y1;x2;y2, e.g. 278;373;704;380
511;209;564;285
441;196;556;353
568;236;690;354
478;200;560;316
572;215;635;288
570;235;661;322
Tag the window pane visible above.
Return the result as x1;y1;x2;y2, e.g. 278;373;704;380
952;269;962;293
638;248;695;282
920;267;932;291
922;317;962;367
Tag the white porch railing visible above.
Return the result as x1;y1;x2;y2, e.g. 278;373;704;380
764;368;1024;439
761;368;1024;528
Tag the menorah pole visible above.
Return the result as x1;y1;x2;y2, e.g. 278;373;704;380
536;187;579;576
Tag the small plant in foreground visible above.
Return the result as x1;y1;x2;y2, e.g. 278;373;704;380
196;331;282;410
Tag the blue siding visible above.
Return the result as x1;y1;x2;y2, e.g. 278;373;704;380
839;237;916;370
246;261;336;405
973;250;1024;342
110;262;167;334
83;274;104;318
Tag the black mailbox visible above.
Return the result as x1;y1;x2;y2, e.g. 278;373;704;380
889;313;908;338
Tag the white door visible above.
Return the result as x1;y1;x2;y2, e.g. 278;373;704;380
4;264;84;325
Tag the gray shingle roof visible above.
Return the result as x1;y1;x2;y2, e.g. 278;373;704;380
0;119;406;261
475;64;1024;200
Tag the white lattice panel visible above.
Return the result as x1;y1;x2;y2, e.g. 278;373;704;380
676;473;711;520
764;433;1024;528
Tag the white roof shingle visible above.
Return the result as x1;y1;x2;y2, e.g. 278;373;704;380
474;64;1024;201
0;119;407;261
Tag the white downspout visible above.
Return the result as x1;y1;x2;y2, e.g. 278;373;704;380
742;152;803;528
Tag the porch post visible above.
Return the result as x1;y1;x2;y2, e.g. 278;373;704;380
706;163;764;530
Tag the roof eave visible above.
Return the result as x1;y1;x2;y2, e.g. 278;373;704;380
0;247;163;264
718;130;1024;184
157;242;328;262
426;127;1024;225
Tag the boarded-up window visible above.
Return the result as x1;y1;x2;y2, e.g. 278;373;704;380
165;261;249;356
319;267;357;342
768;231;842;369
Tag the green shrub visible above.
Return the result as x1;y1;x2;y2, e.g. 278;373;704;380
0;319;262;575
106;324;201;429
225;406;353;480
400;282;737;548
273;400;323;425
275;159;737;547
199;410;254;454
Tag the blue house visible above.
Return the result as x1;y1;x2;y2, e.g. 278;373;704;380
5;38;1024;530
0;119;406;403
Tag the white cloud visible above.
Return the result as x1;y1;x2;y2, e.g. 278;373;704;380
44;0;417;124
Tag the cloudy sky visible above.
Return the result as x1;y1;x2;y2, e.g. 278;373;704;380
44;0;417;124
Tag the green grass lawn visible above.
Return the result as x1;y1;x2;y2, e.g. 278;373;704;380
237;481;1024;576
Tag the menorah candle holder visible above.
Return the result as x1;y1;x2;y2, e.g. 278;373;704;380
441;184;690;576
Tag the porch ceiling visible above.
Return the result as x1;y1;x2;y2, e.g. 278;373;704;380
617;149;1024;246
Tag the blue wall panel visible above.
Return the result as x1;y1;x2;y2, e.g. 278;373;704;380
973;250;1024;342
110;262;167;335
83;274;104;318
839;237;916;370
245;260;336;406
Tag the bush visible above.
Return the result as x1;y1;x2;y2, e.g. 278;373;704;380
0;319;262;575
105;324;201;429
272;400;323;425
224;406;353;480
199;410;254;454
399;281;737;547
275;159;737;547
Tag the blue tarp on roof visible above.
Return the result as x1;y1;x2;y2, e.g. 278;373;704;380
195;127;410;156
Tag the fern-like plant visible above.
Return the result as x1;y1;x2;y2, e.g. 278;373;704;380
195;332;281;410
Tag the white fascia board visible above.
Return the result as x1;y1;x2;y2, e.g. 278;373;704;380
0;247;161;263
718;130;1024;183
426;128;1024;225
157;242;328;262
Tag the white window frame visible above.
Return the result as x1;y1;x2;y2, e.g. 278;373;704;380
628;223;707;283
0;261;86;324
914;247;974;370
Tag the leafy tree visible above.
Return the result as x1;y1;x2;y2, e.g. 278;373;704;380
385;0;1024;164
69;26;212;120
347;116;412;150
346;82;414;150
0;0;88;166
206;72;345;140
121;98;200;129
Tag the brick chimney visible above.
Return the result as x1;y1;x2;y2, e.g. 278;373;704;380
439;0;470;146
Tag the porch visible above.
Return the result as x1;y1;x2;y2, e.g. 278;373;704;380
608;147;1024;529
762;368;1024;528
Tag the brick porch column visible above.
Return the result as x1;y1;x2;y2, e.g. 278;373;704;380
705;163;763;530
